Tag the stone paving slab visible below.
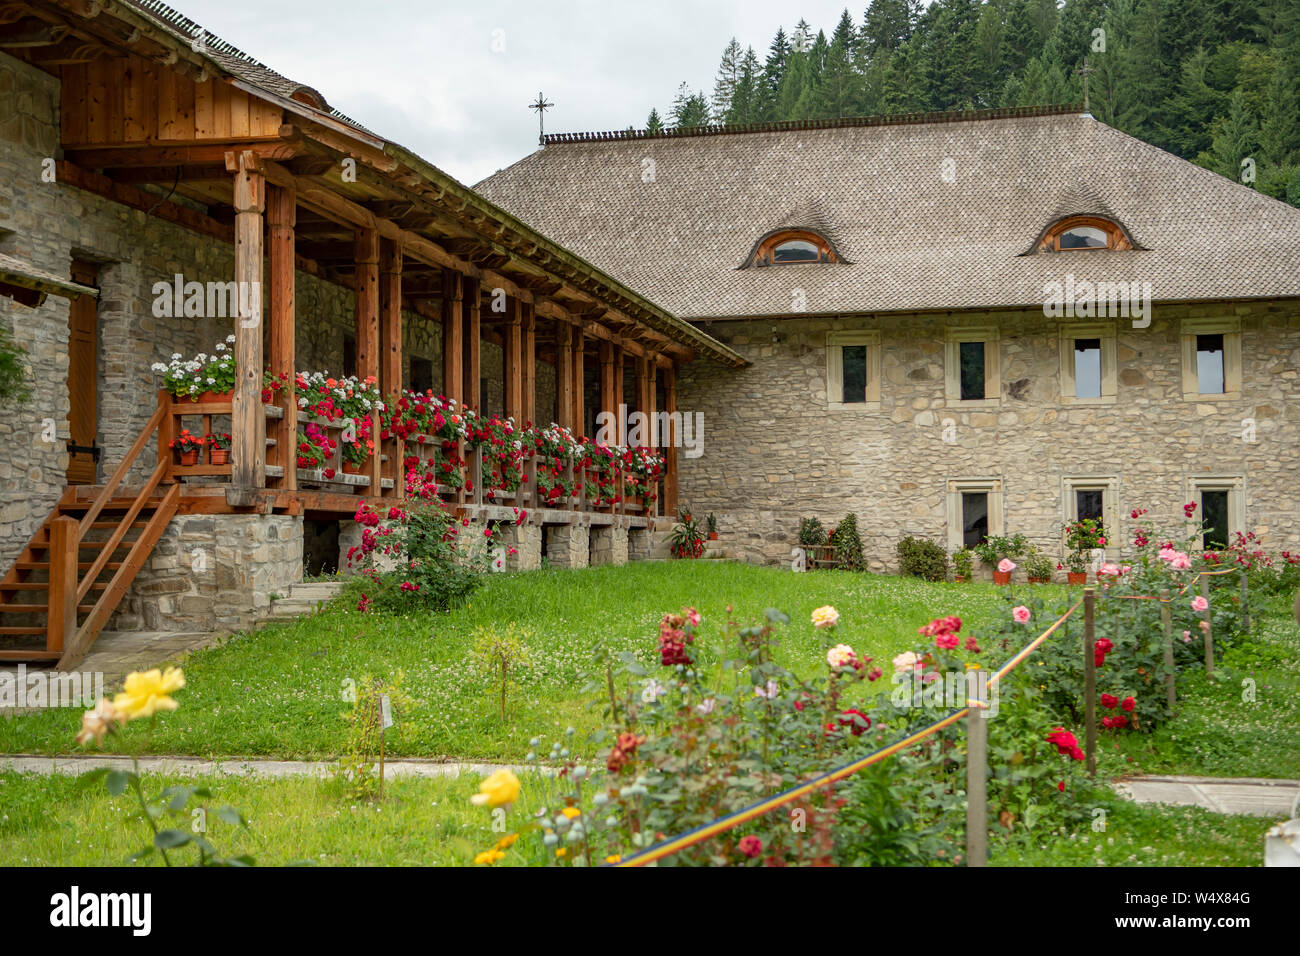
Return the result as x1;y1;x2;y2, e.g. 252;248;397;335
0;754;545;780
1114;775;1300;817
0;630;222;715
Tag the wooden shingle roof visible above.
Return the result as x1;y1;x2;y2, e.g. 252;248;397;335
476;108;1300;319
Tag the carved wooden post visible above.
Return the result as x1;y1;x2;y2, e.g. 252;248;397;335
572;321;585;438
1083;587;1097;776
441;269;464;502
227;149;265;493
522;303;536;426
268;182;296;492
464;276;481;412
353;228;381;493
380;236;403;498
504;296;523;423
663;362;678;517
556;320;574;432
46;515;79;654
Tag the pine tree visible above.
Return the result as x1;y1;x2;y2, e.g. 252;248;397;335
711;38;744;122
759;27;792;120
815;10;864;118
726;47;763;125
1196;89;1261;182
670;83;711;129
645;108;664;134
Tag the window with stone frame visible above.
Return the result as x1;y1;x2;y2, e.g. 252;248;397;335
1187;475;1245;552
826;330;881;409
946;478;1004;552
1180;317;1241;401
1059;321;1117;403
944;327;999;406
1062;475;1120;556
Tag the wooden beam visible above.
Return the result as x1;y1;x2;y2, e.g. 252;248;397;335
463;276;481;411
380;236;403;499
354;228;380;380
267;182;297;492
441;269;463;404
555;319;574;431
572;323;586;438
64;138;298;168
663;363;678;515
522;302;536;426
504;295;523;423
599;340;616;429
227;149;265;491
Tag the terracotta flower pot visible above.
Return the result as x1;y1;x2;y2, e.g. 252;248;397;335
708;531;718;540
209;447;229;466
954;575;967;583
992;570;1012;585
176;448;200;466
342;460;364;475
1028;576;1049;584
1068;572;1088;585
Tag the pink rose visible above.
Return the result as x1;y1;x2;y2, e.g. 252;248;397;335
997;558;1017;574
1191;595;1209;612
1012;605;1030;624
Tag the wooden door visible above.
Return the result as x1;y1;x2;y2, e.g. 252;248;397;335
65;261;99;485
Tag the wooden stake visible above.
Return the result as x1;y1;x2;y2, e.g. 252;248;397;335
1240;569;1250;635
965;699;988;867
1200;576;1215;677
1160;588;1175;714
1083;587;1097;776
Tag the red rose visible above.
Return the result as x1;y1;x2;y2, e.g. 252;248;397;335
1100;693;1119;709
737;835;763;858
1058;780;1066;792
1120;696;1136;712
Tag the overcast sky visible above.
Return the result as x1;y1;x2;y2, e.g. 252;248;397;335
174;0;865;186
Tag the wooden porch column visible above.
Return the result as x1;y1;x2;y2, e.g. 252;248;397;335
441;269;464;405
556;319;574;430
663;362;678;515
572;323;585;437
613;346;625;436
504;296;523;423
634;356;652;444
228;149;265;492
354;228;381;492
380;236;403;498
598;341;616;431
463;276;481;411
267;182;296;492
522;303;536;425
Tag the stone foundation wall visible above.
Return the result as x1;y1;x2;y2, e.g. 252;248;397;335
545;524;590;569
589;525;628;566
679;302;1300;572
112;514;303;632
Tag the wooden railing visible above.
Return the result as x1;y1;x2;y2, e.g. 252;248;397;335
154;390;662;518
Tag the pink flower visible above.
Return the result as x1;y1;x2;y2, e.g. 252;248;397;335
934;632;960;650
1182;630;1193;643
1191;595;1209;612
737;835;763;858
1097;537;1106;546
1170;552;1192;571
997;558;1017;574
1012;605;1030;624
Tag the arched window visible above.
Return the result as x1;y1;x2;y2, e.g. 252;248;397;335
1038;216;1132;253
751;230;838;267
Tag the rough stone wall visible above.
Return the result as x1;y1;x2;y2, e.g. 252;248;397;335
679;302;1300;571
589;525;628;566
545;524;590;569
111;514;302;632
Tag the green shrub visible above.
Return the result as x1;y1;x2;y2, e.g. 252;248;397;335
798;517;827;547
0;323;30;407
829;513;865;571
896;536;948;581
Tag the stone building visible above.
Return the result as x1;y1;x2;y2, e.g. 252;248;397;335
479;111;1300;570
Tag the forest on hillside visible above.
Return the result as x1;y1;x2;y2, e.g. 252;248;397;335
642;0;1300;206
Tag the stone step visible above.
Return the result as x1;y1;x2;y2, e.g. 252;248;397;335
266;581;344;619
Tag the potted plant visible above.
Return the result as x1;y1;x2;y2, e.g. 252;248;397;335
669;508;705;559
169;429;204;466
1063;549;1090;585
952;547;974;582
296;423;334;471
1025;547;1054;584
151;337;237;403
206;432;231;466
706;513;718;540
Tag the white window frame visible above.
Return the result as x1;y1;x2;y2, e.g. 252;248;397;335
944;326;1000;407
826;330;881;410
1059;321;1117;404
1181;317;1241;401
1187;475;1246;549
946;477;1004;553
1062;475;1121;557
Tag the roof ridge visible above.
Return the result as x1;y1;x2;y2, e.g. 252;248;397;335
542;104;1087;145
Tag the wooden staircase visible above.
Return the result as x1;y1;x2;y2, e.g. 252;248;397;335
0;402;179;668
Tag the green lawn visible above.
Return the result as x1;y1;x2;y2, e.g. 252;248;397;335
0;767;1274;867
0;563;1032;760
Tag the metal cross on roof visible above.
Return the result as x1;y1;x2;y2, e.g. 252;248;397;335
528;92;554;145
1075;57;1095;114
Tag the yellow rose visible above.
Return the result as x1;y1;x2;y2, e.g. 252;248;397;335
111;667;185;721
811;605;840;629
470;768;521;808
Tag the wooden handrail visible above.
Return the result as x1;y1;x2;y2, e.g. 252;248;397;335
79;399;168;537
76;457;167;603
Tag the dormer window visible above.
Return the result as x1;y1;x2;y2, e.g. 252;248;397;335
750;230;839;267
1038;216;1132;252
